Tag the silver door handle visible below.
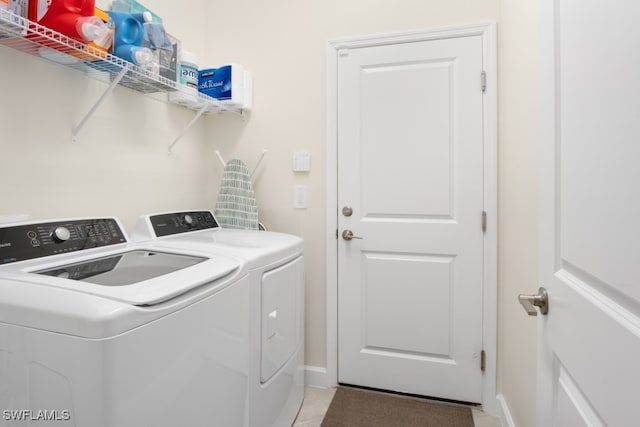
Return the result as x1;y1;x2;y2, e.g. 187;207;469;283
518;287;549;316
342;230;363;241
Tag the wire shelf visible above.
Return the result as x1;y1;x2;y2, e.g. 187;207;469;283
0;8;237;114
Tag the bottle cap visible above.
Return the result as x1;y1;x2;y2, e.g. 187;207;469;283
76;16;109;42
134;47;153;66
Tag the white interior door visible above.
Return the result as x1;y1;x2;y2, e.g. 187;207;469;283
337;35;485;403
537;1;640;425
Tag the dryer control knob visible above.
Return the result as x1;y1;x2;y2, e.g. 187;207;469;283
51;226;71;243
184;214;194;226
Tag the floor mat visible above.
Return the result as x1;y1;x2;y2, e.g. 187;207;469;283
320;387;475;427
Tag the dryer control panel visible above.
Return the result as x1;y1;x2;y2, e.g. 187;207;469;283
149;211;219;237
0;218;126;264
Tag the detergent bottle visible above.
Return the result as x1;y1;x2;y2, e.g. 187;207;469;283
108;10;153;66
29;0;107;43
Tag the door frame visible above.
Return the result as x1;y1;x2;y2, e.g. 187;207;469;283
324;23;498;413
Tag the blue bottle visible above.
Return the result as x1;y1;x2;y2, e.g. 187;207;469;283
108;10;153;65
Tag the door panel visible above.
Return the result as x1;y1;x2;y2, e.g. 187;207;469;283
555;365;604;427
546;278;640;426
360;59;454;218
362;252;454;357
538;0;640;425
338;35;484;402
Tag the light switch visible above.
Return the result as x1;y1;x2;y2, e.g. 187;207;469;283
293;151;311;172
294;185;307;209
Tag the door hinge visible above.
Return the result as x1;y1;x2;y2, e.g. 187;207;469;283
336;229;338;239
481;71;487;92
482;211;487;233
480;350;486;371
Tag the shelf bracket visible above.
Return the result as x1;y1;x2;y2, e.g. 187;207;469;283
71;67;128;143
168;103;209;153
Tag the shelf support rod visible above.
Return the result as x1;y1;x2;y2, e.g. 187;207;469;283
71;67;128;143
168;103;209;153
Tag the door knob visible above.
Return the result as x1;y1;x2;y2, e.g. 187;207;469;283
342;230;363;241
518;287;549;316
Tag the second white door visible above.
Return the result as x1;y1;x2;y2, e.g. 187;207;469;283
337;34;485;403
536;0;640;424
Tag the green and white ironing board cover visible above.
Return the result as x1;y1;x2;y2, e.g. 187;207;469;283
214;159;259;230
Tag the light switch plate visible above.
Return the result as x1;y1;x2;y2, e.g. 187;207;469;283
294;185;307;209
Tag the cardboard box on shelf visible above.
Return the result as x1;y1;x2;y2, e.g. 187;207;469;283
143;31;179;83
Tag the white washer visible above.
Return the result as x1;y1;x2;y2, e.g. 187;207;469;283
132;211;305;427
0;217;250;427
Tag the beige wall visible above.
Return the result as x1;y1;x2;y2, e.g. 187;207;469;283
0;1;537;425
498;1;538;426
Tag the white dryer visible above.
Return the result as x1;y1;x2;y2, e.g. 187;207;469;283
132;211;304;427
0;217;250;427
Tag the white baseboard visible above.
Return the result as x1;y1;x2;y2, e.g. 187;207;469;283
496;394;516;427
304;365;335;389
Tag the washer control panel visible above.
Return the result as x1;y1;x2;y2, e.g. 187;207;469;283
149;211;219;237
0;218;126;265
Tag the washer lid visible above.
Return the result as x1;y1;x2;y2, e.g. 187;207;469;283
0;270;248;338
7;249;241;306
35;250;205;286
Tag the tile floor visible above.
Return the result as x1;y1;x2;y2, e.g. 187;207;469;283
293;386;502;427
